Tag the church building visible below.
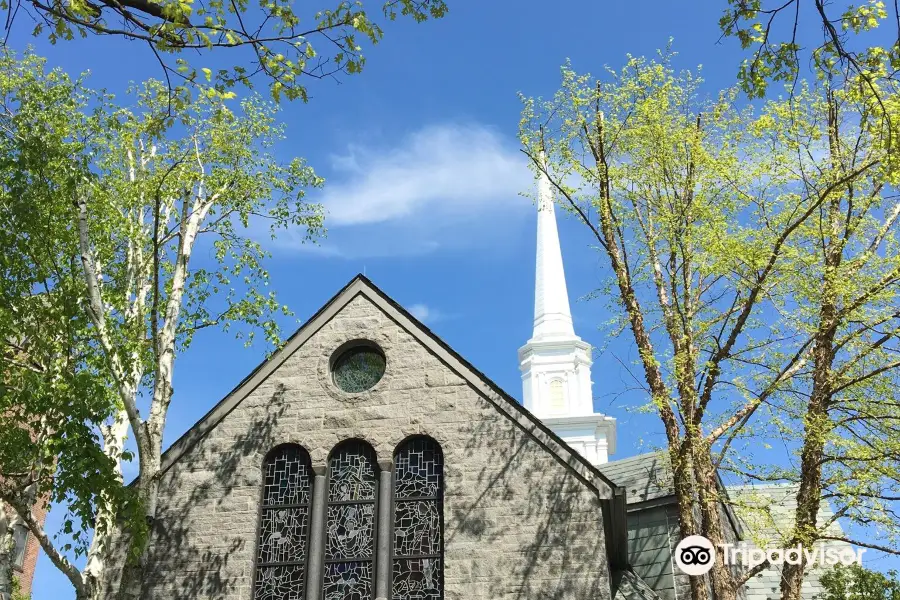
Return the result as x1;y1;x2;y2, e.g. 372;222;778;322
131;166;849;600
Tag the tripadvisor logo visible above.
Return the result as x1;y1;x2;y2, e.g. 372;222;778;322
675;536;716;576
674;536;866;576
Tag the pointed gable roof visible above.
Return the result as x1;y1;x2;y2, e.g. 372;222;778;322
157;274;619;500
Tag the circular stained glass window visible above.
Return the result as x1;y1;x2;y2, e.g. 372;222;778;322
331;343;386;393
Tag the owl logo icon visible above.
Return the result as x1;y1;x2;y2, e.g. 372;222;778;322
675;536;716;576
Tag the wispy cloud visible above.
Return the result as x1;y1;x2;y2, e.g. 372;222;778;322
270;123;536;258
408;303;449;324
322;123;529;226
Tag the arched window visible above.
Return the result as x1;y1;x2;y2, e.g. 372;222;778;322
392;437;443;600
323;440;378;600
548;378;566;413
255;445;313;600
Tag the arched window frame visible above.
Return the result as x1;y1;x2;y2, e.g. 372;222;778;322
254;444;314;600
391;436;444;600
322;439;380;600
250;437;446;600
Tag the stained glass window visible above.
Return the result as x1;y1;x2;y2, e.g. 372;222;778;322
392;438;443;600
255;445;313;600
323;441;378;600
332;345;386;393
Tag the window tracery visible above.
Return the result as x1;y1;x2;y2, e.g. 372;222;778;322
391;437;444;600
255;437;446;600
332;344;386;393
255;445;313;600
323;441;378;600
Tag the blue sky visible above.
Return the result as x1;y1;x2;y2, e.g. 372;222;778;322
14;1;896;597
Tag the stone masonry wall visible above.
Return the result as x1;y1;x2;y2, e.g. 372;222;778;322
140;293;613;600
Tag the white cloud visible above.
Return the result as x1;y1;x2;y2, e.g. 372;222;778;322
322;123;531;226
408;303;447;324
268;123;536;259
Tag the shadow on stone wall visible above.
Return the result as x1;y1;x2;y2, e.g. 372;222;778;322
138;384;609;600
450;400;609;600
143;383;289;600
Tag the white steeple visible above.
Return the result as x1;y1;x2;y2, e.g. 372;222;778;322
518;153;616;465
533;156;576;341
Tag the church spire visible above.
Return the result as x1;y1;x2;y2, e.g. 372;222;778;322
518;151;617;465
532;152;576;340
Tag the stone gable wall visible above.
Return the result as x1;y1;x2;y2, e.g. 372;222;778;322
140;293;612;600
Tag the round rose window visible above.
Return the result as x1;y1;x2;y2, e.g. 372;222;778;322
331;343;386;393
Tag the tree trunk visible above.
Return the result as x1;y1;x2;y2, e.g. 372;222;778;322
781;93;842;599
85;410;130;600
670;443;712;600
693;440;741;600
0;504;15;600
779;391;830;600
118;441;162;600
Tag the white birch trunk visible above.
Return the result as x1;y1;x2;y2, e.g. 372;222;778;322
0;503;16;600
84;409;130;600
77;136;232;600
120;195;212;600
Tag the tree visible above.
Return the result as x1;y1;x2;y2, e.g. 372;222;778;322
718;0;900;166
0;48;324;600
718;0;899;97
519;51;900;600
753;76;900;600
818;564;900;600
1;0;447;102
0;51;127;600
